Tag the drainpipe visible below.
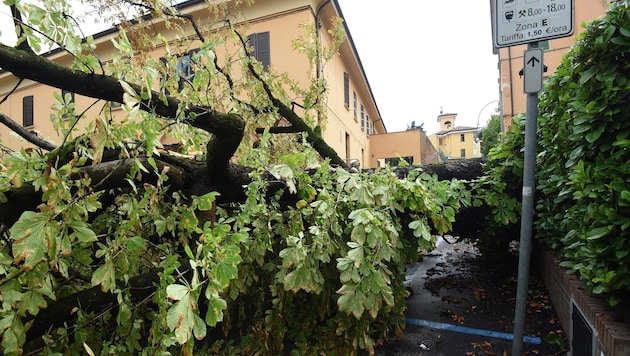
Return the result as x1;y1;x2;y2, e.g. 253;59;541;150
507;46;515;131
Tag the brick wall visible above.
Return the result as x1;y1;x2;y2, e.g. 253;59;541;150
535;246;630;356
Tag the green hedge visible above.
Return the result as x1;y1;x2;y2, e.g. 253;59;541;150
535;2;630;306
477;2;630;306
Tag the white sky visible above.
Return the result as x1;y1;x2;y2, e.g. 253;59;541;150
337;0;500;134
0;1;501;134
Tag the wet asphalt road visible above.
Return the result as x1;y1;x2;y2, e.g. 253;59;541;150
375;240;553;356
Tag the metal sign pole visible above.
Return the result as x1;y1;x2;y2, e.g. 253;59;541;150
512;41;542;356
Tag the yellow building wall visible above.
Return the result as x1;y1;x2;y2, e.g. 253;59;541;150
498;1;609;131
0;0;382;166
0;37;119;150
429;130;479;160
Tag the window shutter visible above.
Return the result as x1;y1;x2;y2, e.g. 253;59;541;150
23;95;34;127
344;72;349;107
360;104;365;131
256;32;271;70
248;32;271;70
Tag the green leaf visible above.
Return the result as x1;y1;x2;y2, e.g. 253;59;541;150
337;288;366;319
167;284;190;301
197;192;220;210
19;290;47;316
204;293;227;326
214;253;241;288
586;226;610;240
91;261;116;292
125;236;147;254
68;220;97;243
579;67;597;85
283;264;321;293
0;313;26;354
10;211;52;268
166;297;192;344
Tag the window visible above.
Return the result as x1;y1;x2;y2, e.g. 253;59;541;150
360;104;365;131
366;115;371;135
177;49;199;91
160;49;199;92
353;92;357;121
247;32;270;70
23;95;34;127
343;72;350;108
460;149;466;158
460;133;465;142
384;156;413;167
539;40;550;50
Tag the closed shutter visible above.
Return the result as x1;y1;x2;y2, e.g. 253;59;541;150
344;72;349;107
23;96;34;127
248;32;271;70
257;32;270;69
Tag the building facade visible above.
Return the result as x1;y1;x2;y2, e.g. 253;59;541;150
0;0;386;167
428;113;481;160
369;129;443;167
496;1;611;131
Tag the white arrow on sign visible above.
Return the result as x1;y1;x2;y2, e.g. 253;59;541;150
524;48;543;94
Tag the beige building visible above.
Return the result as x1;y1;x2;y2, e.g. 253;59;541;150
496;1;611;131
428;113;481;160
369;129;442;167
0;0;387;168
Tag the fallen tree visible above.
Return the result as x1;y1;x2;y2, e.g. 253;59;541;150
0;1;486;354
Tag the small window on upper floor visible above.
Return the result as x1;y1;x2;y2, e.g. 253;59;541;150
360;104;365;131
247;32;271;70
23;95;34;127
160;49;200;92
343;72;350;108
178;49;199;91
353;92;357;121
460;133;465;142
539;40;550;50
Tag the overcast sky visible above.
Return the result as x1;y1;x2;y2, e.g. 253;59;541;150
337;0;500;134
1;1;501;134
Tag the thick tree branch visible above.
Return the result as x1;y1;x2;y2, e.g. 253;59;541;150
24;269;161;347
232;29;347;167
255;126;303;134
76;157;186;191
0;44;244;170
0;112;57;151
10;5;34;53
0;155;190;227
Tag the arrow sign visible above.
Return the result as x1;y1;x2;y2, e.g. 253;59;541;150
524;48;543;94
527;56;540;67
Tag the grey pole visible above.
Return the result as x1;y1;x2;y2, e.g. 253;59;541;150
512;42;540;356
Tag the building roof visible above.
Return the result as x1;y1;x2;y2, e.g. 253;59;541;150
435;125;479;136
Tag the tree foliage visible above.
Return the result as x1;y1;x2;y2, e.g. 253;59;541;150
479;114;501;157
0;0;473;354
